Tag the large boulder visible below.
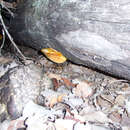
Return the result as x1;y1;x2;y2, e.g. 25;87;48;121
10;0;130;80
0;58;44;120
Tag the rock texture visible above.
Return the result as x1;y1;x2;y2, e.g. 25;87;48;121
0;57;44;120
10;0;130;80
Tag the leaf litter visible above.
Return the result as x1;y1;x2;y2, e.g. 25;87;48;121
0;46;130;130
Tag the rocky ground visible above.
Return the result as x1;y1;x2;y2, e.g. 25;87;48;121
0;46;130;130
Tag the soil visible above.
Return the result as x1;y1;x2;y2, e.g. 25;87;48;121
0;45;130;130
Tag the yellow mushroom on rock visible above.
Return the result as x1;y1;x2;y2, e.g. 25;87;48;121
41;48;67;64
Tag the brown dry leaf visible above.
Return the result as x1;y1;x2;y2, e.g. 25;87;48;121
47;73;61;81
115;95;125;106
57;94;66;102
49;97;58;107
101;94;115;103
47;73;77;89
73;81;93;98
49;94;66;107
41;48;67;63
84;80;93;86
0;57;13;64
80;110;110;123
121;83;130;91
51;78;59;91
109;111;122;123
96;96;113;109
61;77;77;88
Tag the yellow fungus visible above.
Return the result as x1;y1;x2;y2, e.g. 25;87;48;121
41;48;67;63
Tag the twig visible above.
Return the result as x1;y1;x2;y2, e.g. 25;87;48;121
108;79;129;86
0;0;14;16
0;9;26;60
115;90;130;95
0;29;5;55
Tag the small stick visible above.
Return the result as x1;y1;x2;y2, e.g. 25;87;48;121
0;0;14;16
108;79;129;86
0;29;5;55
0;9;26;60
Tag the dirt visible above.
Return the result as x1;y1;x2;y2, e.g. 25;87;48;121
0;45;130;130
